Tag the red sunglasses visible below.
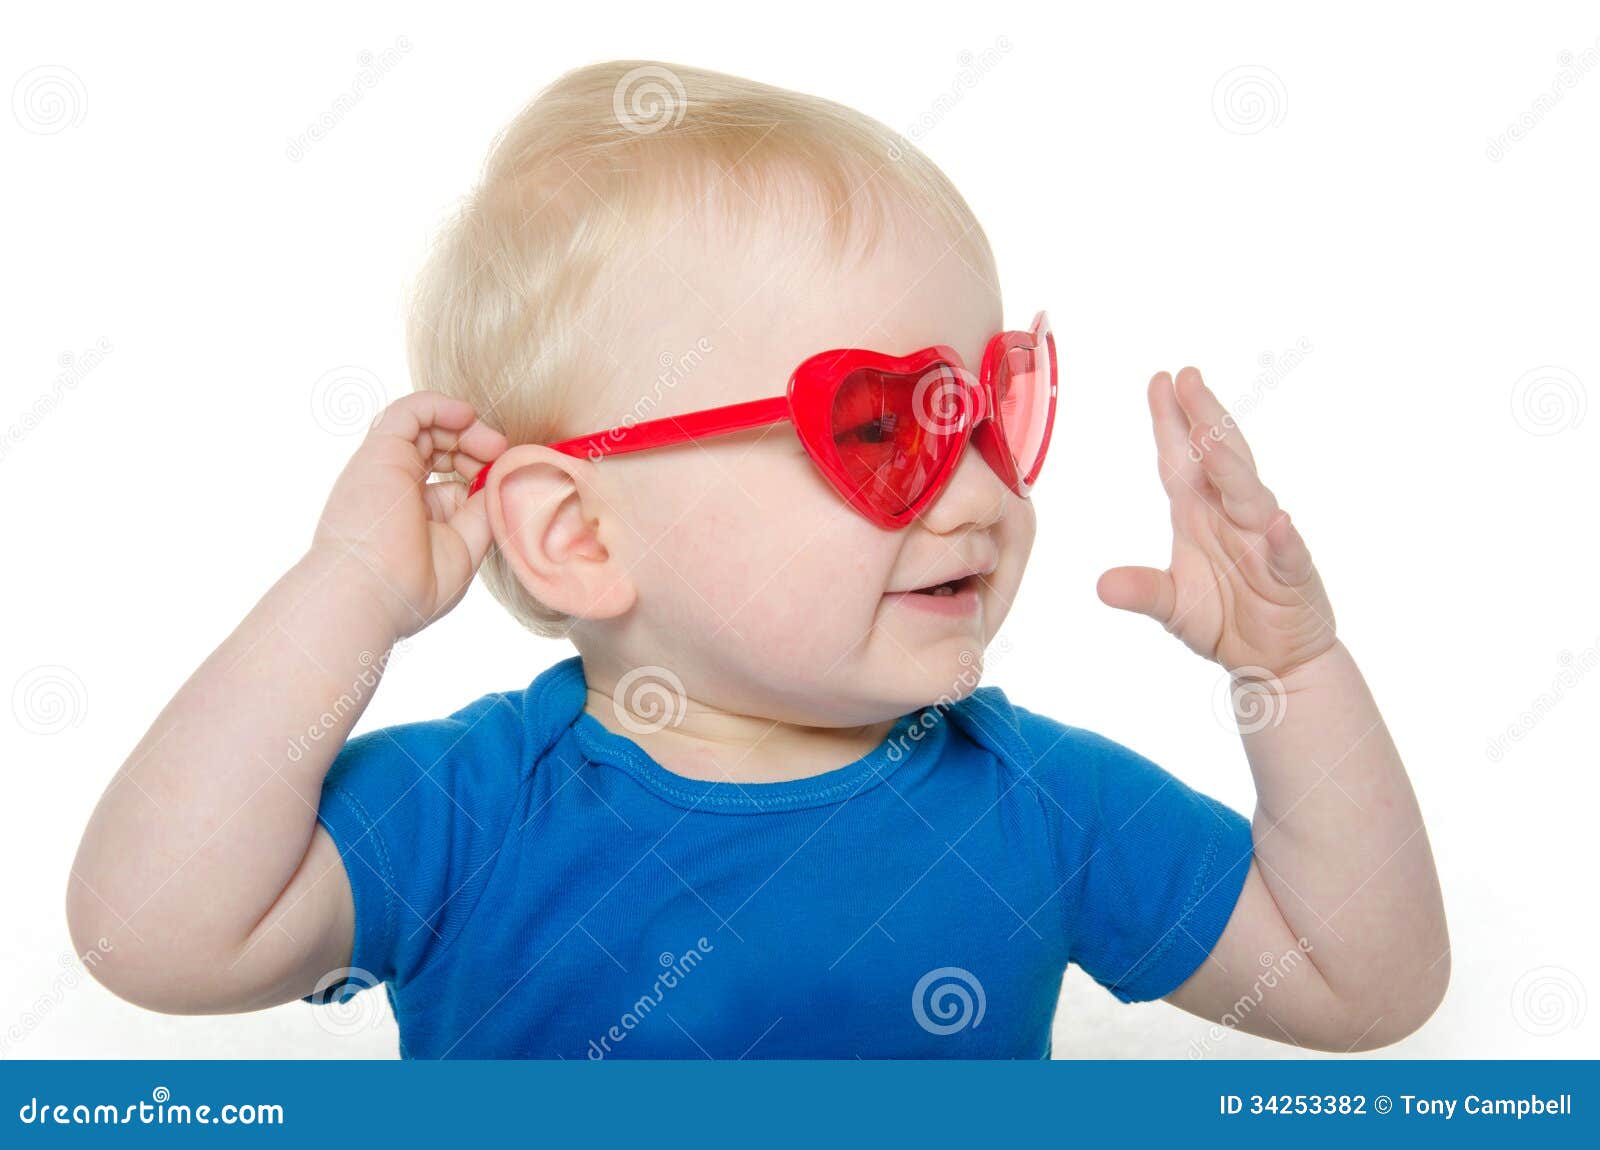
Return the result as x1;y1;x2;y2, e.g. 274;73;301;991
469;312;1057;530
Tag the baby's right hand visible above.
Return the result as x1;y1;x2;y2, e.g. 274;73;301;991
310;392;508;639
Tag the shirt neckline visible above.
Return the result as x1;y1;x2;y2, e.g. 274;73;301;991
535;656;947;813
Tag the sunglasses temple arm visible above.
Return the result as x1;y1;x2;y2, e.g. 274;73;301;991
466;395;792;495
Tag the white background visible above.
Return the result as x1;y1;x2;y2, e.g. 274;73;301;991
4;0;1596;1059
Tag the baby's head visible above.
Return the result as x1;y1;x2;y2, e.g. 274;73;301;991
408;60;1042;726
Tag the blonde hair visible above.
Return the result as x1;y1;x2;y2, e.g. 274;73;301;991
406;59;996;637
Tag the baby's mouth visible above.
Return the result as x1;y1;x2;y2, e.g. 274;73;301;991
882;572;985;616
909;574;976;597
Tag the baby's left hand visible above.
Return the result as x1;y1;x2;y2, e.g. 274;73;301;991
1097;367;1337;679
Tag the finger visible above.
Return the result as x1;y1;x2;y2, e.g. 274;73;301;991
353;394;476;484
423;420;511;476
362;394;507;483
1097;565;1176;624
1148;372;1205;497
1173;366;1258;471
423;436;505;483
369;391;479;442
1189;422;1280;532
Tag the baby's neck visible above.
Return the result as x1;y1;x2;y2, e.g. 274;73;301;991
581;688;898;784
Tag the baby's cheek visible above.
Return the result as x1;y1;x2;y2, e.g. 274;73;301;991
1007;495;1038;558
734;548;875;662
649;462;885;657
663;516;760;620
985;497;1038;633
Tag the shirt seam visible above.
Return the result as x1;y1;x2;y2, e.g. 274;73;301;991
987;746;1074;957
1109;802;1229;999
329;691;536;994
321;784;397;966
949;692;1071;955
578;712;942;813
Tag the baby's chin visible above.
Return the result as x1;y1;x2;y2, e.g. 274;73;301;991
824;638;991;722
707;637;988;728
898;643;991;711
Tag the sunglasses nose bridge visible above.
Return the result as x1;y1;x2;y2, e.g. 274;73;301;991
937;365;1009;476
960;364;1002;439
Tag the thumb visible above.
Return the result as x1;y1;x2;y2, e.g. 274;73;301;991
421;491;494;624
446;487;496;572
1097;565;1176;623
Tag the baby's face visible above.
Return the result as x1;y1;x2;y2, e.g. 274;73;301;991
577;216;1035;726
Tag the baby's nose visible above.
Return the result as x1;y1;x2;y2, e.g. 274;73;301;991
920;440;1007;533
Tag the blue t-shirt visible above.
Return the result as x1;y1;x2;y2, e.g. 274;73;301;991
311;655;1253;1058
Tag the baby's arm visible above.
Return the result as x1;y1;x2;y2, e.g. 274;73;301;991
1165;643;1446;1049
1098;369;1448;1051
67;394;506;1013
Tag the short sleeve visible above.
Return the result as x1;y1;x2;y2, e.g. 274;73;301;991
1019;712;1254;1003
310;690;527;994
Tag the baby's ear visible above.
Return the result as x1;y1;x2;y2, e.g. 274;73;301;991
483;445;635;620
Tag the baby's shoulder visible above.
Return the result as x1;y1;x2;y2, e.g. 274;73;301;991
944;684;1132;784
323;685;534;804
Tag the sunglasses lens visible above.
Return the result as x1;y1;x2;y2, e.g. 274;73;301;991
995;320;1055;484
829;364;965;519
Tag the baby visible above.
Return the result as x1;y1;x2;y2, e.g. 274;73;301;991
68;60;1448;1058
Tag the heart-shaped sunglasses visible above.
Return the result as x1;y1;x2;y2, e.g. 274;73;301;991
469;312;1057;530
